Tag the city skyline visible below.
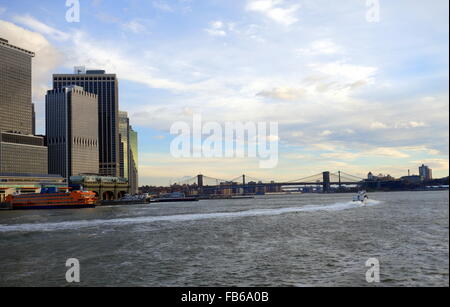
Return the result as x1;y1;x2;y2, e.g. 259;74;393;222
0;0;448;185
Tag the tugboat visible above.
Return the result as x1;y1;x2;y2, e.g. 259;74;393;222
6;187;97;210
353;190;369;204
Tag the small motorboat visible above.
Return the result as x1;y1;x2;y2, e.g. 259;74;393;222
353;190;369;204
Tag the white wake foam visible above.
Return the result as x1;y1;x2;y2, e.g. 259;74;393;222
0;200;381;233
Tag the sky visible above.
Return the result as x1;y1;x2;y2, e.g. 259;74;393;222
0;0;448;185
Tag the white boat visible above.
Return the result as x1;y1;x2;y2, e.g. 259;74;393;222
353;190;369;204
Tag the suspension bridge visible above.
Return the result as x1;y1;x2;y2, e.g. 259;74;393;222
170;171;365;196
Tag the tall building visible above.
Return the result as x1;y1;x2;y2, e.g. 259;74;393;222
0;38;48;176
119;112;139;194
119;111;130;180
46;86;99;179
52;68;120;177
129;126;138;194
31;103;36;135
419;164;433;181
0;38;34;134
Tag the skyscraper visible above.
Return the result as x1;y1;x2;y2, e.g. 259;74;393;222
52;68;120;177
419;164;433;181
46;86;99;179
129;126;138;194
0;38;34;134
119;112;139;194
119;111;130;180
0;38;48;175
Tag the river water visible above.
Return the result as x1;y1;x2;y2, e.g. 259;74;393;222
0;191;448;287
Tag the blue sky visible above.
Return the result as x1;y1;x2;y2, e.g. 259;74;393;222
0;0;448;185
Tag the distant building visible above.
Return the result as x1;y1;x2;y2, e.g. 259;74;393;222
32;103;36;135
401;175;422;184
0;38;48;176
419;164;433;181
52;68;120;177
119;111;130;180
129;126;139;194
118;112;139;194
46;86;99;179
69;175;129;200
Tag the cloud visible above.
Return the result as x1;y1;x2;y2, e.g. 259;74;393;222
0;19;64;103
153;1;174;12
309;61;378;84
12;14;70;41
297;39;343;56
122;20;147;33
205;21;227;36
257;87;306;101
0;7;6;15
246;0;300;26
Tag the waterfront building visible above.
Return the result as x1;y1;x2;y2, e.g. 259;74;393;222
45;86;99;179
0;38;48;176
0;38;34;134
419;164;433;181
129;126;139;194
69;174;129;200
32;103;36;135
52;68;120;177
119;113;139;194
401;175;422;184
0;132;48;174
119;111;130;180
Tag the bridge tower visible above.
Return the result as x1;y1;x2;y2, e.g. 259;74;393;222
323;171;331;193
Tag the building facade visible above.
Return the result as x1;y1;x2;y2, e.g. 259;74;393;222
52;68;120;177
0;38;34;135
129;126;138;194
0;38;48;176
46;86;99;179
119;111;130;180
0;132;48;174
70;175;129;201
119;112;139;194
419;164;433;181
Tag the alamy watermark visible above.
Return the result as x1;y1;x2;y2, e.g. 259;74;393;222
66;258;80;283
365;258;380;283
366;0;380;23
66;0;80;23
170;114;279;169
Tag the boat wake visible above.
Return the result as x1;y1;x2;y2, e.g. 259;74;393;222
0;200;381;233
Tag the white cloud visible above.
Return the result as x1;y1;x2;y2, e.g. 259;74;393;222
205;20;227;36
0;19;64;102
320;130;332;137
152;1;174;12
12;15;70;41
122;20;147;33
257;87;306;101
309;61;378;84
246;0;300;26
297;39;343;56
370;121;389;130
